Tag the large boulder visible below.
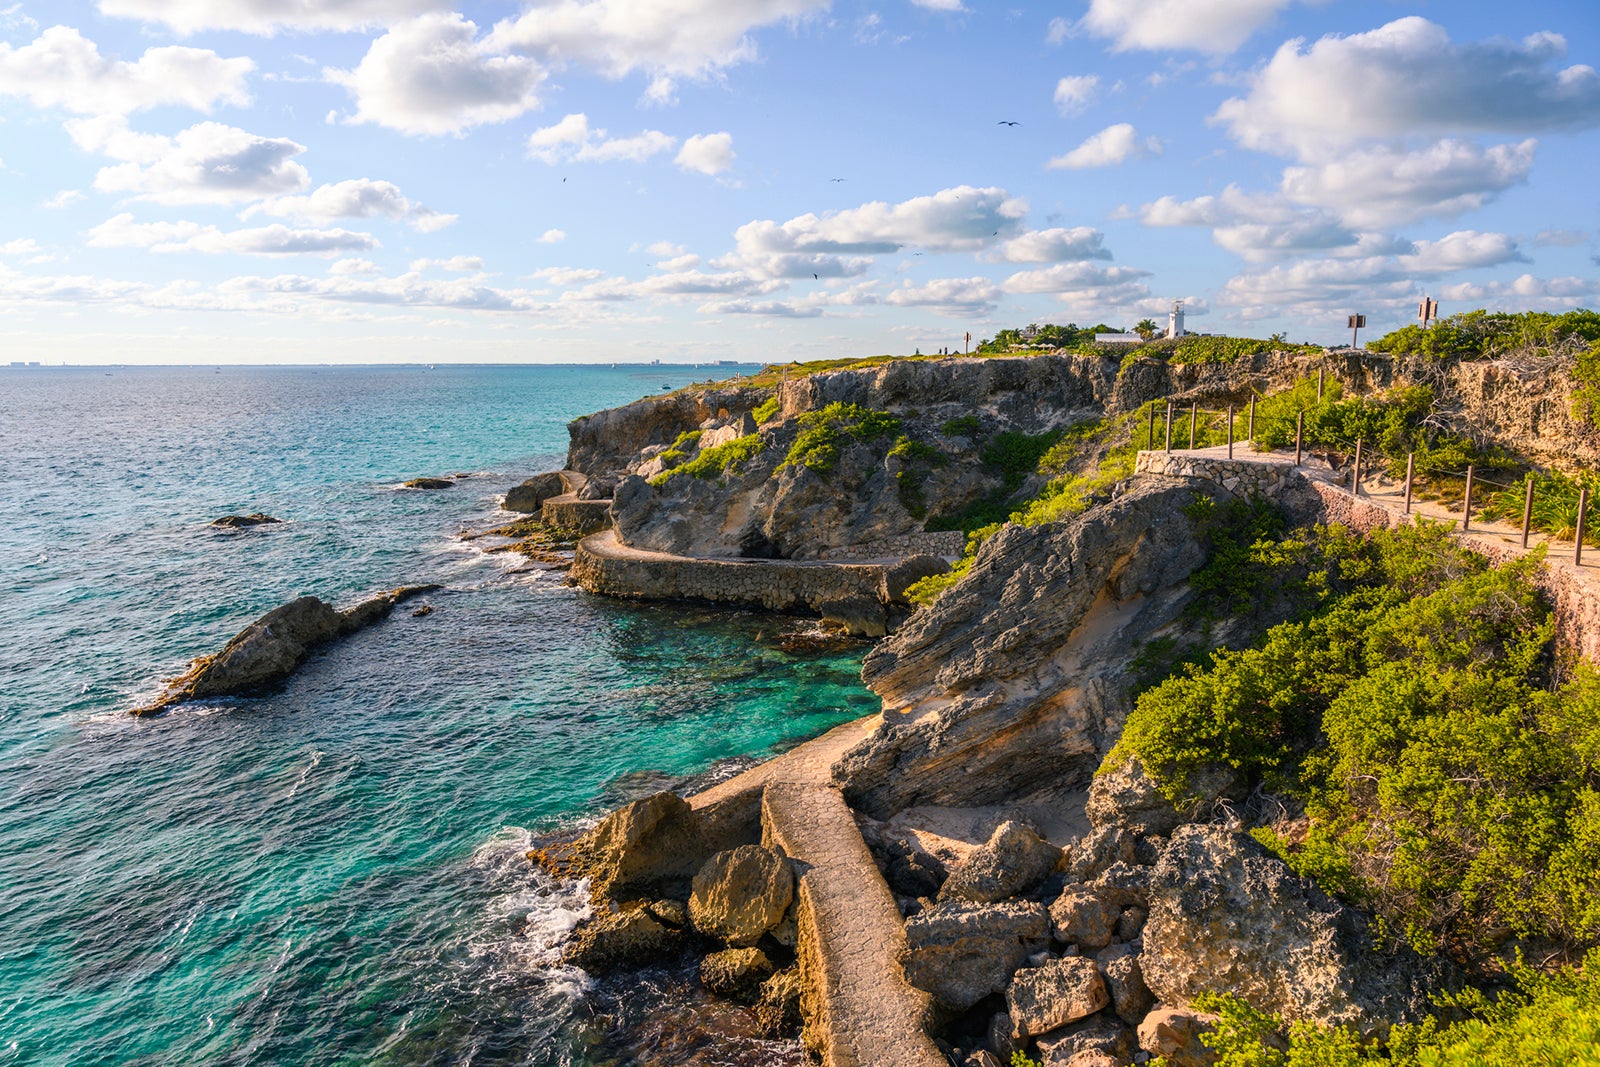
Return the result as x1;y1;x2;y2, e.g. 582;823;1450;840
1137;1006;1219;1067
900;900;1050;1011
688;844;794;947
531;791;712;903
699;946;777;1003
1094;943;1154;1025
1142;825;1456;1037
940;821;1062;904
210;512;281;528
1048;886;1119;951
1005;956;1110;1039
1035;1013;1136;1066
562;900;686;973
754;967;803;1037
1087;757;1185;837
504;471;566;513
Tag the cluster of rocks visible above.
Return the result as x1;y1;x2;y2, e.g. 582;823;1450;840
539;797;805;1039
209;512;281;528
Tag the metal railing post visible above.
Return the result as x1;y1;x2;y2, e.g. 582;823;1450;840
1148;405;1157;450
1317;368;1324;402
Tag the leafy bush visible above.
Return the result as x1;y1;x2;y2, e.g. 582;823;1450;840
890;435;950;518
1170;335;1320;364
1113;520;1600;957
1574;339;1600;431
751;395;780;424
941;414;983;437
1367;308;1600;362
650;433;765;485
1480;468;1600;545
782;402;902;477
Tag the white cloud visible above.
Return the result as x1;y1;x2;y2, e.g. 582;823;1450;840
1437;274;1597;311
409;255;483;272
1213;18;1600;159
1533;229;1587;248
1279;139;1537;228
1053;75;1099;115
1;238;42;256
249;178;456;232
992;227;1111;263
1048;123;1161;169
526;113;677;164
486;0;828;98
1081;0;1300;55
330;258;381;275
532;266;604;285
884;277;1002;317
98;0;448;35
87;213;378;256
733;185;1027;258
1002;262;1152;295
654;253;701;270
644;240;685;256
1136;184;1419;261
81;121;311;206
327;13;544;136
909;0;964;10
1399;231;1526;274
537;228;567;244
0;26;252;116
676;132;735;175
1045;17;1072;45
43;190;86;209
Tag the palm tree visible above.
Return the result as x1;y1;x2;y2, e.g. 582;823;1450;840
1135;318;1158;341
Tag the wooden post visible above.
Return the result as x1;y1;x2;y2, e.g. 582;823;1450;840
1295;411;1304;466
1461;465;1475;531
1148;405;1157;450
1189;402;1197;449
1352;438;1363;496
1248;396;1256;444
1227;405;1234;459
1521;477;1535;549
1164;401;1173;452
1404;453;1414;514
1317;368;1324;402
1579;488;1590;566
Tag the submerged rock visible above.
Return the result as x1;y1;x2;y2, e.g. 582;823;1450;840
210;512;281;528
132;585;439;715
563;901;686;973
402;477;454;489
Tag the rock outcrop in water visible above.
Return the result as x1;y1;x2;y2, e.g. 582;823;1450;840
210;513;281;528
133;585;439;715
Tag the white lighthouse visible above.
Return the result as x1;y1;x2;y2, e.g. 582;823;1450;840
1166;300;1186;339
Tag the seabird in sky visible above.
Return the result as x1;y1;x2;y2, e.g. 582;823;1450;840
998;120;1020;126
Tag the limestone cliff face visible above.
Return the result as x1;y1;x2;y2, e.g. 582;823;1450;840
566;385;767;476
833;475;1243;818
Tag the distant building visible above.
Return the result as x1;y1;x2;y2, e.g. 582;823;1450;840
1166;300;1186;339
1019;324;1040;342
1095;332;1142;344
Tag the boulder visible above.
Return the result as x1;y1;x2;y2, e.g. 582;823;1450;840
402;477;454;489
562;901;685;973
1089;862;1153;909
504;471;565;513
900;900;1050;1011
1057;1053;1119;1067
1095;944;1154;1025
132;585;439;714
1136;1006;1218;1067
940;821;1062;904
210;512;280;528
1116;906;1148;942
754;966;803;1037
1087;757;1185;837
699;946;776;1003
1036;1013;1135;1065
1049;887;1119;951
817;594;888;638
1063;828;1139;884
1005;956;1109;1039
688;844;794;947
578;475;617;501
1141;825;1456;1037
531;791;711;903
963;1052;1003;1067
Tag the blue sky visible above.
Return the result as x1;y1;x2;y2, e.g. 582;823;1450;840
0;0;1596;364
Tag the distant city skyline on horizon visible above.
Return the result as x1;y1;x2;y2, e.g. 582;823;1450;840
0;1;1596;365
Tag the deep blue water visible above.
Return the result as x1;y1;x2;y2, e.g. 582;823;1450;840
0;365;876;1066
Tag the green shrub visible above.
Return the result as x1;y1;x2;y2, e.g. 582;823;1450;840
941;414;983;437
751;395;780;424
782;402;902;477
1574;339;1600;431
650;433;764;485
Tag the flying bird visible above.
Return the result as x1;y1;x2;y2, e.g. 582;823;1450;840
998;120;1020;126
813;273;819;280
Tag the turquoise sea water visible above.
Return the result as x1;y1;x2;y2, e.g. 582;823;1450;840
0;365;877;1066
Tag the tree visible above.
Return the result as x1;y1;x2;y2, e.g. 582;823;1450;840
1135;318;1158;341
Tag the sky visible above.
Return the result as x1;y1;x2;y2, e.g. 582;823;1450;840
0;1;1596;365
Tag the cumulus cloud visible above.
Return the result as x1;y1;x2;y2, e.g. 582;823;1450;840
1399;231;1527;274
1002;261;1152;295
733;185;1027;258
330;257;381;275
992;227;1111;263
1137;185;1426;260
1279;139;1537;228
80;121;311;206
248;178;455;232
328;13;544;136
909;0;964;10
1437;274;1597;311
676;132;735;175
87;212;377;256
409;255;484;272
1213;18;1600;159
1048;123;1161;169
44;190;86;209
98;0;449;35
1052;75;1099;115
0;238;42;256
526;113;676;164
537;228;567;244
532;265;604;284
1081;0;1300;55
486;0;827;99
884;277;1002;317
0;26;253;116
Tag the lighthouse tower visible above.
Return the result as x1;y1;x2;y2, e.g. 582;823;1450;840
1166;300;1186;339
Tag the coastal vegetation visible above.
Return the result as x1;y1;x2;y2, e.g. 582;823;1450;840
781;401;902;476
650;432;765;485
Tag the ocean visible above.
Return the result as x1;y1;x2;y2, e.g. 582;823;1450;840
0;365;877;1066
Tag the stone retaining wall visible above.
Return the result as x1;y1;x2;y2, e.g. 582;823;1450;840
817;531;967;561
573;530;927;616
1139;450;1600;667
